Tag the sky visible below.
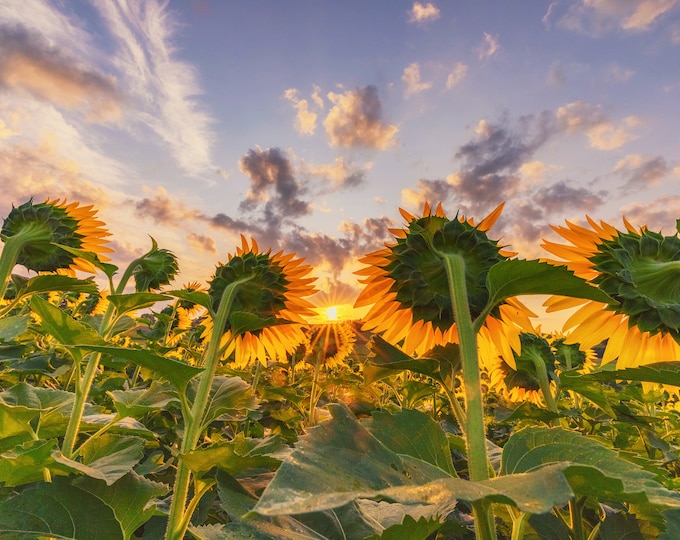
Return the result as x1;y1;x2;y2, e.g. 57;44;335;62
1;0;680;327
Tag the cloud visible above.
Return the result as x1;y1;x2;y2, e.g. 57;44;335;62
446;62;468;89
312;157;369;190
323;86;398;149
558;0;680;35
283;88;318;135
586;116;641;150
547;62;566;86
0;26;122;123
408;2;440;24
95;0;215;176
620;195;680;231
614;154;674;191
238;146;310;221
132;186;202;226
402;62;432;97
534;181;606;214
187;232;217;255
478;32;499;60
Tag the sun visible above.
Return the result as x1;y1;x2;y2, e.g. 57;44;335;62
324;306;339;321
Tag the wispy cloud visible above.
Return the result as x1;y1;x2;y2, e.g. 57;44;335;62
408;2;440;25
95;0;215;176
446;62;468;89
323;86;398;149
558;0;680;35
478;32;499;60
402;62;432;97
614;154;675;191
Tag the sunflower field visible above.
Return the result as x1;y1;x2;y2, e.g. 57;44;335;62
2;198;680;539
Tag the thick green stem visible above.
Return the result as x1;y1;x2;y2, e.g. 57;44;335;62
165;276;251;540
308;352;323;427
527;351;558;413
441;253;495;540
62;351;101;457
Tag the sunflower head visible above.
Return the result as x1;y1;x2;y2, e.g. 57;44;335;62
549;335;597;372
303;320;357;369
590;228;680;339
1;199;112;273
206;236;317;367
133;238;179;292
355;203;522;355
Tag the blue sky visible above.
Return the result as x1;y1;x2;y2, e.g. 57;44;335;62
1;0;679;323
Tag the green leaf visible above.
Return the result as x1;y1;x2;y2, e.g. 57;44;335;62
0;315;29;341
108;382;180;418
15;274;99;300
575;362;680;387
365;408;456;476
0;439;59;487
166;289;212;311
597;512;648;540
107;292;171;316
252;404;575;517
74;472;168;539
188;375;257;429
53;243;119;278
364;515;445;540
77;433;145;485
486;260;614;308
365;335;442;382
0;477;123;539
71;344;201;392
181;434;285;477
559;370;619;417
30;295;107;354
501;426;680;509
229;312;294;335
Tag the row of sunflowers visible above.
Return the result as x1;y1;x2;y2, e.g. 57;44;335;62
1;198;680;539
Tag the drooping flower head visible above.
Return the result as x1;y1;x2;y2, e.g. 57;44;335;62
542;217;680;370
485;332;556;406
207;236;317;368
132;238;179;292
1;198;112;274
354;202;534;356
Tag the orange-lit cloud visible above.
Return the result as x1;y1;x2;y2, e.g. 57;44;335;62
408;2;440;25
323;86;398;149
556;0;680;34
0;27;122;123
187;232;217;255
586;116;641;150
283;88;319;136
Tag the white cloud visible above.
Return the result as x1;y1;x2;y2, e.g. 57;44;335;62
95;0;215;176
446;62;468;89
587;116;642;150
402;62;432;97
408;2;440;24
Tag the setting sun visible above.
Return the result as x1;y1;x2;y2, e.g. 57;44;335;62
325;306;338;321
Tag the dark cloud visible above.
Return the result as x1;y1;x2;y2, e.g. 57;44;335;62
238;147;310;217
534;181;606;214
132;191;201;226
616;155;672;191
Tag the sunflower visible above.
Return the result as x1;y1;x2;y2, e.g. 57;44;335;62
206;236;317;368
132;239;179;292
1;198;112;275
542;217;680;371
301;319;357;370
354;202;535;356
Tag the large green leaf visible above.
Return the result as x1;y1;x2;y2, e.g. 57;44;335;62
251;404;576;517
365;335;442;383
559;370;619;416
30;295;107;357
53;243;119;278
364;408;456;476
501;426;680;509
74;472;168;539
77;433;146;485
0;439;60;487
0;477;123;539
486;260;614;307
71;344;201;392
165;289;212;311
181;434;285;477
108;382;180;418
